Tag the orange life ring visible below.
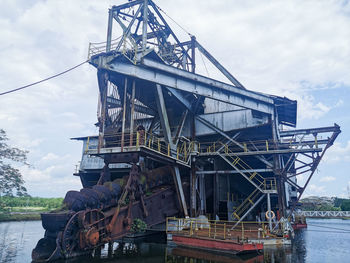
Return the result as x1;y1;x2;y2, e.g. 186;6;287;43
265;210;275;220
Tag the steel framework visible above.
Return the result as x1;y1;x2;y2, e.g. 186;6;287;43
83;0;341;223
32;2;341;261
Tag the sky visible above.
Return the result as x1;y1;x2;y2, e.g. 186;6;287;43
0;0;349;198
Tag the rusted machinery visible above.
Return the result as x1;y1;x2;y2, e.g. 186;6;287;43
32;0;340;261
32;164;182;261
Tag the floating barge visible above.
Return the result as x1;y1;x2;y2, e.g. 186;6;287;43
171;235;263;254
292;223;307;230
166;217;291;254
292;214;307;230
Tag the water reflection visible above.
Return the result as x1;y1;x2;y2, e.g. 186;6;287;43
1;219;350;263
55;241;296;263
0;221;44;263
166;246;264;263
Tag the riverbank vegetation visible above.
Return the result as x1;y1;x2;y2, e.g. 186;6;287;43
300;196;350;211
0;196;63;211
0;129;29;197
0;196;63;221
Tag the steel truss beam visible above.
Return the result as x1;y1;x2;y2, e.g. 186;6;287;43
199;147;322;157
280;124;340;137
285;127;341;215
219;153;263;192
196;116;273;167
195;41;244;88
106;96;155;116
196;169;272;175
165;84;274;170
96;57;275;115
106;0;248;86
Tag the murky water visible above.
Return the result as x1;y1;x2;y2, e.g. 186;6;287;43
0;218;350;263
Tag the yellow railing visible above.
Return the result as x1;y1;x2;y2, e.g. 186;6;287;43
231;188;261;220
166;217;278;241
199;134;322;155
215;141;267;187
200;139;274;154
87;131;199;164
231;178;276;220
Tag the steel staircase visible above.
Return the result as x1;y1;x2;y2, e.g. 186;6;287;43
209;141;277;223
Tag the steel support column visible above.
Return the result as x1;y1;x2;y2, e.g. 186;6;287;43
190;165;196;217
142;0;148;53
129;80;136;145
120;77;128;151
199;174;206;214
106;8;113;52
155;84;188;217
155;84;174;149
97;71;109;152
271;109;285;217
267;192;272;232
173;166;189;217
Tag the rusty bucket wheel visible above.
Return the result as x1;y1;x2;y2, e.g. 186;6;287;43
80;209;108;248
61;209;108;258
61;211;85;258
80;209;106;229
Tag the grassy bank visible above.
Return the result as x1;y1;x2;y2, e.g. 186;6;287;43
0;212;41;222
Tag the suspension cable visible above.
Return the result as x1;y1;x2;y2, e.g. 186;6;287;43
154;2;191;36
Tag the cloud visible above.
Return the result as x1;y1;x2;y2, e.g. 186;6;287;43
40;153;60;162
308;184;326;194
319;176;336;182
1;0;349;197
323;141;350;163
19;157;82;197
297;95;332;120
164;0;350;120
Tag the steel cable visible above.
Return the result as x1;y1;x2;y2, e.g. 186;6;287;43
0;60;88;96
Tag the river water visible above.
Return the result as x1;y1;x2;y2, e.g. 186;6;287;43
0;218;350;263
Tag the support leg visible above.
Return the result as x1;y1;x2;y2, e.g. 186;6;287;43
172;167;189;217
267;193;273;232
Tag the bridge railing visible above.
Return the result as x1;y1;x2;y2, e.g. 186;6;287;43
295;211;350;218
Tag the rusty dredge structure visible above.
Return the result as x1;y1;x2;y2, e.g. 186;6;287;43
32;0;340;261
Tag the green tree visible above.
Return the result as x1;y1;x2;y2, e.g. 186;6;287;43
340;200;350;211
0;129;28;196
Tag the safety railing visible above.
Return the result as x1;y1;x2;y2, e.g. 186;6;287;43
86;131;199;165
88;37;121;59
212;141;275;190
231;178;276;220
87;35;139;64
199;134;323;155
166;217;281;241
199;139;275;154
231;188;261;220
263;178;277;191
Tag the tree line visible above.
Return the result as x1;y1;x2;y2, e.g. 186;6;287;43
0;196;63;211
301;197;350;211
